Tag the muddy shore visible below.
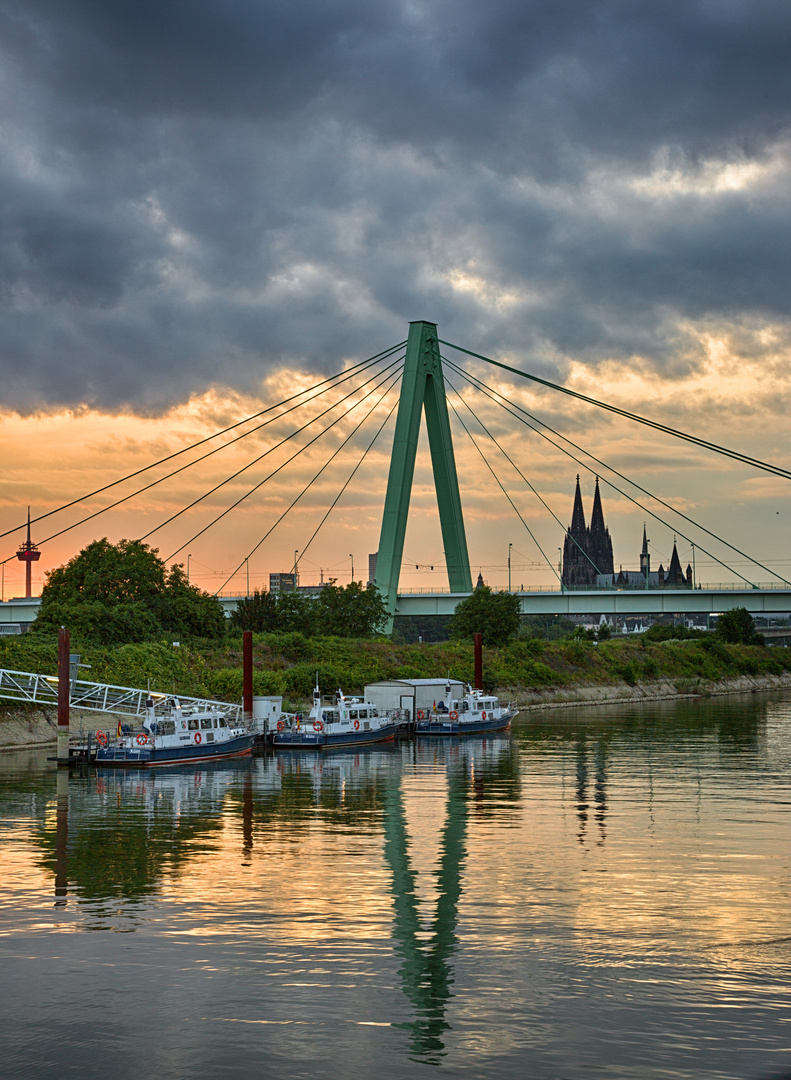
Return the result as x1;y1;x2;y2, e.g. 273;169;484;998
3;671;791;752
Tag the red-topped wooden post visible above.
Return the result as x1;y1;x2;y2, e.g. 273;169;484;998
242;630;253;724
57;627;70;763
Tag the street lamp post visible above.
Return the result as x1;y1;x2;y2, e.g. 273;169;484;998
558;547;564;593
508;543;513;592
187;554;191;584
293;550;299;589
349;554;354;585
245;557;250;598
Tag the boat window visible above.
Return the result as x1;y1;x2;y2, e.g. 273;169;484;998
160;721;175;735
200;718;213;730
218;718;227;728
188;718;199;730
349;709;358;720
323;711;339;724
358;709;368;719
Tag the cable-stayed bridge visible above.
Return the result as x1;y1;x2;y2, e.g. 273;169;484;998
2;319;791;634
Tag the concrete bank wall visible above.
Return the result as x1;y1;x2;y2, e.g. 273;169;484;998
511;672;791;712
0;707;119;752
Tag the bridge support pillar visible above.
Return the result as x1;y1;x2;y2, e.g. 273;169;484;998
375;321;472;633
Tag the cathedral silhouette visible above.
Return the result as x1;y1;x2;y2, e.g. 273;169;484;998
561;477;692;589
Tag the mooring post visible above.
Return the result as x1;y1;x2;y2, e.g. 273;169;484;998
57;626;70;763
474;633;483;692
54;768;69;905
242;630;253;724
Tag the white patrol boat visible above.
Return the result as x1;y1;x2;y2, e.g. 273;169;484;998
272;684;398;750
93;696;254;767
416;683;517;736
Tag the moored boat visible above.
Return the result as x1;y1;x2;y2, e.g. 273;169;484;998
273;684;398;750
415;683;517;736
92;696;254;767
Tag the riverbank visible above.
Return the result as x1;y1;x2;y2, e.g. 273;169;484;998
4;669;791;750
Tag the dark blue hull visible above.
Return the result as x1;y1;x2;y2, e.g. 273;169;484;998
273;723;398;751
415;713;515;737
95;732;255;768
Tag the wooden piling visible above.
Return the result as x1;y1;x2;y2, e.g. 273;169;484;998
243;630;253;724
57;627;70;763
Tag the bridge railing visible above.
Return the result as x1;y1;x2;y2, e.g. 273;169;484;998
396;582;791;595
0;667;243;721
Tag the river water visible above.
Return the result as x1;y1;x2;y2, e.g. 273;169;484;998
2;692;791;1080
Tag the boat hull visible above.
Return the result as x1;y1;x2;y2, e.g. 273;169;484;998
273;724;398;750
95;732;255;768
415;712;515;736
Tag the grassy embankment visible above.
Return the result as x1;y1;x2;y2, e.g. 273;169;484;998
1;631;789;713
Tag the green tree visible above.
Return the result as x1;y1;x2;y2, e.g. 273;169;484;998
716;607;765;645
450;586;521;646
229;589;279;632
33;538;226;645
314;581;388;637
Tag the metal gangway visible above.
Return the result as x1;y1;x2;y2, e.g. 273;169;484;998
0;667;243;723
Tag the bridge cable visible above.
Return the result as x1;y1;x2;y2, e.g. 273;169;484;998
445;374;606;581
440;340;791;482
296;388;401;573
0;341;407;547
214;369;402;593
167;361;405;564
136;356;403;551
445;380;574;583
17;350;405;559
443;356;777;588
443;355;788;587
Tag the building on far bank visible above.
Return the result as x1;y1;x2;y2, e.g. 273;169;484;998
562;479;692;589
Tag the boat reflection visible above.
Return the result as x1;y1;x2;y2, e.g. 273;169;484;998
38;759;253;908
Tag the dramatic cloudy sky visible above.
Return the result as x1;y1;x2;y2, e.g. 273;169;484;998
2;0;791;594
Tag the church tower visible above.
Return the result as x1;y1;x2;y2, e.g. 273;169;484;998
588;477;614;576
639;525;650;580
562;477;612;587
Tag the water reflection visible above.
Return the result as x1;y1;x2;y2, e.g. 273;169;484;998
37;760;253;909
3;693;791;1080
384;735;519;1063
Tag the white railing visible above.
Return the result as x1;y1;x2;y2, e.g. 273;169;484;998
0;667;242;722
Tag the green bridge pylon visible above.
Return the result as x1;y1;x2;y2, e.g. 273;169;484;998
375;321;472;633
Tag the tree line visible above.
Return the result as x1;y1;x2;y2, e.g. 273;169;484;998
30;539;767;648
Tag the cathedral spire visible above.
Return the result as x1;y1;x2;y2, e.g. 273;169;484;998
570;475;586;533
641;524;648;556
590;477;605;533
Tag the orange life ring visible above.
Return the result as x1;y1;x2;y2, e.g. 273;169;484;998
417;710;424;720
449;710;458;721
353;719;360;731
96;730;108;746
313;720;323;732
136;733;148;746
194;732;202;745
277;720;285;732
482;711;487;720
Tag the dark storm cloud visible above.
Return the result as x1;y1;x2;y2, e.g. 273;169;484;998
0;0;790;413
